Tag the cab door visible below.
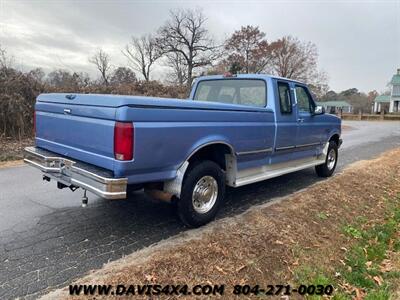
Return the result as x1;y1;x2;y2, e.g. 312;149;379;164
294;84;323;160
272;80;297;164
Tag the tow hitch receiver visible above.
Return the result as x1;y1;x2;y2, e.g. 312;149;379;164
81;189;88;207
43;173;88;207
24;146;127;199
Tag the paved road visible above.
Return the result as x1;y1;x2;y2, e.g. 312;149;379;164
0;121;399;299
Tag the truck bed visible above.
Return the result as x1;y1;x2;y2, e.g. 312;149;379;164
35;93;275;184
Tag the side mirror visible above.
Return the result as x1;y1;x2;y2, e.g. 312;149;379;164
313;105;325;115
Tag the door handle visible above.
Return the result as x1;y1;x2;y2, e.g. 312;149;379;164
63;109;71;115
297;118;304;123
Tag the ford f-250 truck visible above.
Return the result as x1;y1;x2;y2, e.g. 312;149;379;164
24;74;342;227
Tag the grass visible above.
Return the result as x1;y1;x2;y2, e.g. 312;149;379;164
317;212;329;220
294;193;400;299
343;225;362;239
0;136;33;162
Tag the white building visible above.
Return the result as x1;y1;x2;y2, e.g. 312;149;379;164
316;101;352;114
373;69;400;113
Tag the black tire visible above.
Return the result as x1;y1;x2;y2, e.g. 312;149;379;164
177;160;225;227
315;140;338;177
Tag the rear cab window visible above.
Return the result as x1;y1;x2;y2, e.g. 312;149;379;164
193;79;267;108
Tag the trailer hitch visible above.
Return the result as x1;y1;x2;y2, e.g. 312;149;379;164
81;189;88;207
56;181;78;192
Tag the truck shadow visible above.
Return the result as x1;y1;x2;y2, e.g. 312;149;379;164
0;167;324;298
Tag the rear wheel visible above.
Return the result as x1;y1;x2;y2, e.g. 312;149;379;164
315;141;338;177
177;160;225;227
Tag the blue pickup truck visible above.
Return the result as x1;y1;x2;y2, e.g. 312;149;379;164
24;74;342;227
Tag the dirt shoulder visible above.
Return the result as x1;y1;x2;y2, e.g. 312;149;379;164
0;136;33;163
0;159;24;169
42;148;400;299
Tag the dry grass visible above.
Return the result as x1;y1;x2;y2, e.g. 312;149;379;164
43;148;400;299
0;159;24;169
0;136;33;162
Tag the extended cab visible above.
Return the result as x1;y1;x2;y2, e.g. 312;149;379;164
24;74;342;227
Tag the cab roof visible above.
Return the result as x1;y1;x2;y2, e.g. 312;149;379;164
195;73;305;85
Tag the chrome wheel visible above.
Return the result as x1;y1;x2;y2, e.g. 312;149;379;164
327;148;336;170
192;176;218;214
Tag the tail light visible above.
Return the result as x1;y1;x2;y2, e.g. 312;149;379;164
114;121;134;161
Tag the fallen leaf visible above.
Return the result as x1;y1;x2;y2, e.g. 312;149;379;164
215;266;227;274
347;266;352;272
236;265;246;272
354;287;365;300
144;274;157;282
287;266;294;275
373;275;383;286
275;240;284;245
380;259;393;272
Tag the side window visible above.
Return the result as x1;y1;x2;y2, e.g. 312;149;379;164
295;86;314;113
278;82;292;114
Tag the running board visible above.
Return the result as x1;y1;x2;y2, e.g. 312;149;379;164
233;157;325;187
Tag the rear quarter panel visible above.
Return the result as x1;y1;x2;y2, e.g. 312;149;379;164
114;105;275;183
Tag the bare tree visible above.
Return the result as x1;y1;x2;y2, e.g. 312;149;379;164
225;25;273;74
89;49;112;85
28;68;45;83
110;67;137;85
269;36;318;81
0;45;13;71
0;46;6;69
157;8;218;91
165;52;188;85
122;35;161;81
47;69;91;91
269;36;329;97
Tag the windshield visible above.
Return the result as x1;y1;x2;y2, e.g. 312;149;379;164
193;79;267;107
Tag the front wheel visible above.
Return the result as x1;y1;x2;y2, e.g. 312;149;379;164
177;160;225;227
315;141;338;177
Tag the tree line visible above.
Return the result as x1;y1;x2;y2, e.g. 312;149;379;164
0;8;377;139
90;9;328;95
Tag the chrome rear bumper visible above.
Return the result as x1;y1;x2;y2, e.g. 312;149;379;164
23;146;127;199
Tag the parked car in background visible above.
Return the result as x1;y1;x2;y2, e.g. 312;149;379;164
24;74;342;227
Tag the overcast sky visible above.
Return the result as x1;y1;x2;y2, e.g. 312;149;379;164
0;0;399;93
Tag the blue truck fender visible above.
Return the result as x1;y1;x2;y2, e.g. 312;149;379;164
163;136;236;198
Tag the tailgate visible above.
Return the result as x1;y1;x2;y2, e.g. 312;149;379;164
35;94;118;171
